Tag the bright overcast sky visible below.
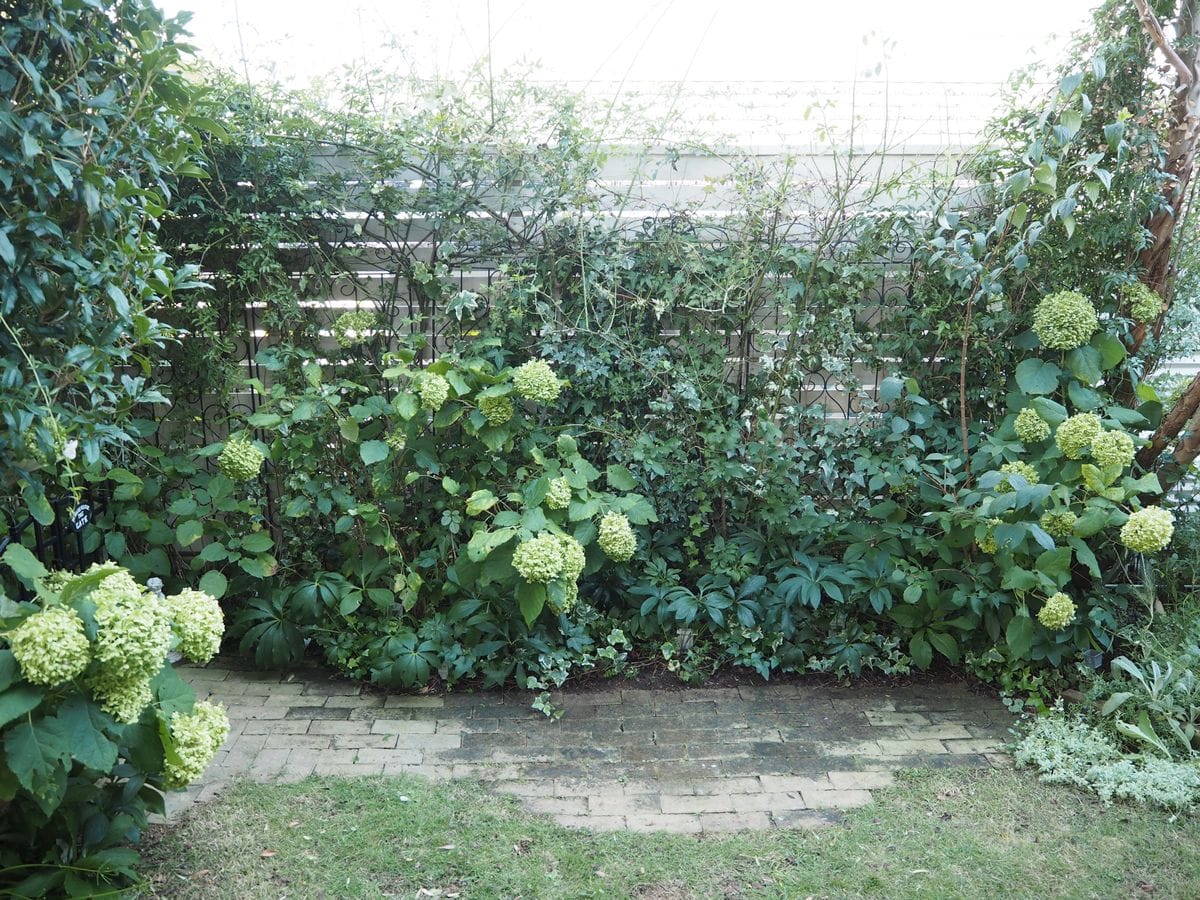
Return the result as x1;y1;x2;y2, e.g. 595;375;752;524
160;0;1103;145
163;0;1098;83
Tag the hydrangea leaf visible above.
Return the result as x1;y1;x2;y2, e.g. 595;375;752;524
359;440;389;466
1015;358;1060;395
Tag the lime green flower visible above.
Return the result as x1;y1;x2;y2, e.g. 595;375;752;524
512;359;562;403
166;589;225;664
384;430;407;452
7;605;90;686
1014;407;1051;443
218;437;265;481
1032;290;1098;350
1039;510;1077;539
163;700;230;789
417;373;450;411
598;511;636;562
996;461;1040;493
512;532;566;583
92;573;172;682
1122;282;1162;323
978;517;1002;555
331;310;377;348
89;673;154;724
1120;507;1175;554
545;477;572;510
1091;430;1136;469
1037;592;1076;630
1055;413;1101;459
557;534;586;582
549;580;579;615
478;394;515;426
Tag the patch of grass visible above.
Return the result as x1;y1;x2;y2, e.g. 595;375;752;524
141;766;1200;899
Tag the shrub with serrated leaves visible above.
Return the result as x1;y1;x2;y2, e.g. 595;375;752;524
0;547;227;896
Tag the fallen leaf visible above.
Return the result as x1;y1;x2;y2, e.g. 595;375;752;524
437;844;456;851
513;839;532;856
260;850;277;859
288;820;301;828
191;869;211;880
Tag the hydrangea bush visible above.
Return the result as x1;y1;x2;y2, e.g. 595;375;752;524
0;547;227;895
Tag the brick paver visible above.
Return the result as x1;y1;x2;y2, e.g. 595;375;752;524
169;661;1012;833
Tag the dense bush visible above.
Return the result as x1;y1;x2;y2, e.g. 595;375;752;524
0;0;207;526
0;547;227;895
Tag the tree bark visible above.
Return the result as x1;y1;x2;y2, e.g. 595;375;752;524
1130;0;1200;356
1137;371;1200;467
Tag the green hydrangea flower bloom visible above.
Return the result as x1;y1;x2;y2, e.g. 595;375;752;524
1120;507;1175;554
1014;407;1051;443
331;310;377;348
417;373;451;411
1122;282;1162;323
163;700;230;788
7;605;90;686
545;477;572;510
1032;290;1099;350
89;673;154;724
512;359;562;403
996;461;1040;493
1055;413;1101;459
978;517;1002;555
218;437;265;481
512;532;566;582
92;572;172;682
166;589;225;664
557;533;586;582
549;580;579;615
1091;430;1136;469
384;430;407;452
1038;592;1076;630
478;395;515;426
1039;509;1077;539
598;511;636;562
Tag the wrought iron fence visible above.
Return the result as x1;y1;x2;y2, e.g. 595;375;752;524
0;488;107;599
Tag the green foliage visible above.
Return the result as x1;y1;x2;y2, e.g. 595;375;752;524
0;551;227;895
0;0;208;525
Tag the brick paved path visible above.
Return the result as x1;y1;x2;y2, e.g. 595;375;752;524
173;661;1011;833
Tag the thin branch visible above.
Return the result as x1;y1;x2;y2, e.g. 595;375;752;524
1134;0;1196;88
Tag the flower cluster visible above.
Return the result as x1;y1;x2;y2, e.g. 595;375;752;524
163;700;230;789
1091;430;1135;469
165;589;225;664
512;359;562;403
1120;507;1175;554
478;395;514;426
384;430;407;452
1055;413;1101;459
978;517;1002;555
512;532;567;582
1014;407;1051;443
545;476;572;510
1038;592;1076;630
331;310;377;348
218;437;265;482
550;534;587;614
7;605;90;685
996;461;1039;493
598;511;636;562
89;570;173;722
1039;509;1077;539
1031;290;1099;350
418;373;450;411
1122;282;1162;323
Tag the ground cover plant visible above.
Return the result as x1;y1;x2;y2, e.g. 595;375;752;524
140;768;1200;899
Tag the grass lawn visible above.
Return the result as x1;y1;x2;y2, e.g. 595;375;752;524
140;766;1200;899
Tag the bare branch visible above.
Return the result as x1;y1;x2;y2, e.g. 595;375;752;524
1134;0;1197;88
